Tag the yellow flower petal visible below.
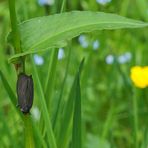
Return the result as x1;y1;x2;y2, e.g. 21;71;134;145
130;66;148;88
143;66;148;85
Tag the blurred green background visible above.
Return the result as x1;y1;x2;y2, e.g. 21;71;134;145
0;0;148;148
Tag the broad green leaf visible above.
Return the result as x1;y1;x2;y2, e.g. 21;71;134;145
9;11;148;62
58;58;84;148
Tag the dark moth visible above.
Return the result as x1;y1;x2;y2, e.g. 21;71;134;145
17;73;34;114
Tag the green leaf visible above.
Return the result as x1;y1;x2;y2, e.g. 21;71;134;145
31;55;57;148
8;11;148;62
0;70;17;107
44;48;59;113
58;58;84;148
141;128;148;148
52;45;72;131
32;121;47;148
72;68;82;148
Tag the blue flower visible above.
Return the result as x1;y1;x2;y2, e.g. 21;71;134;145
96;0;111;5
38;0;54;6
34;54;44;65
105;54;114;64
118;52;132;64
58;48;65;60
78;35;89;48
92;40;100;50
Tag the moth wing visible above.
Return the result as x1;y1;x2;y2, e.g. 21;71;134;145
26;76;34;109
17;74;28;108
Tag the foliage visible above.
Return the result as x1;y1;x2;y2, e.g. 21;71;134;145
0;0;148;148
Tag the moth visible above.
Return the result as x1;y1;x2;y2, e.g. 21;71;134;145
17;73;34;114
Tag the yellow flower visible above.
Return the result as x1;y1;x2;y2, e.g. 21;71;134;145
130;66;148;88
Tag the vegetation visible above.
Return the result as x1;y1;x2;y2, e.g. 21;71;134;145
0;0;148;148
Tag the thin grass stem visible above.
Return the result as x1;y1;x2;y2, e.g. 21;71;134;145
133;88;139;148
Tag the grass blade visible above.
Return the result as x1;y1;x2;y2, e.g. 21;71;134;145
32;119;47;148
58;58;84;148
44;48;58;113
0;70;17;106
52;45;72;131
31;55;57;148
71;69;82;148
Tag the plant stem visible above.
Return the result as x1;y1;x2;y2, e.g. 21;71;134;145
8;1;34;147
133;88;139;148
8;0;25;74
24;115;35;148
8;0;21;54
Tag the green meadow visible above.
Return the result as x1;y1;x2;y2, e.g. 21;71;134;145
0;0;148;148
